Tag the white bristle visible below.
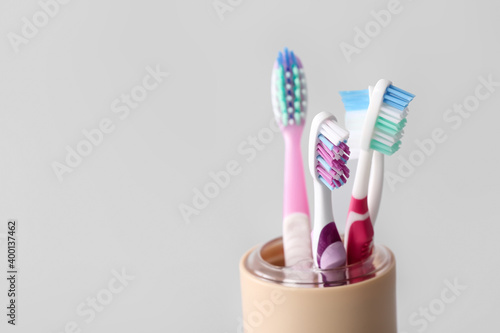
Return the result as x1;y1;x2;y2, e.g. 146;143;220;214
286;71;291;78
372;134;395;147
372;132;398;145
378;112;401;125
345;110;366;160
320;124;341;145
380;110;408;125
289;119;294;125
380;104;404;116
325;120;349;140
373;129;402;143
380;105;408;121
288;107;294;113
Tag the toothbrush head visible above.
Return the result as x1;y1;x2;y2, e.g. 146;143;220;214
370;84;415;155
271;48;307;127
339;89;370;160
308;112;350;190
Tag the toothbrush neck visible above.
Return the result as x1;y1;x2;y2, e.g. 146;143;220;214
283;125;304;145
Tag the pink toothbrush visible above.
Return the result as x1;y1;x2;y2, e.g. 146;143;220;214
271;48;312;267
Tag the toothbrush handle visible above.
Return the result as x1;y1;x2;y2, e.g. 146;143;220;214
317;222;345;269
368;151;384;224
346;196;374;265
283;129;309;217
283;213;312;266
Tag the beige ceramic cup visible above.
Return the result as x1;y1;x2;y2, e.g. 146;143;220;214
239;237;397;333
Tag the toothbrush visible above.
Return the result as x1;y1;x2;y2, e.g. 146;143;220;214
308;112;350;269
340;85;415;225
339;87;384;224
343;80;415;264
271;48;312;266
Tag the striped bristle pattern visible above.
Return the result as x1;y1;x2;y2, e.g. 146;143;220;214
371;85;415;155
271;48;307;126
316;120;350;190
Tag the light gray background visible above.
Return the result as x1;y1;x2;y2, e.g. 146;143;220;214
0;0;498;332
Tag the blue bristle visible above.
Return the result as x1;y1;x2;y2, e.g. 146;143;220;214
318;134;333;150
284;48;290;68
383;96;408;110
387;85;415;100
339;89;369;111
383;85;415;110
319;176;334;190
317;155;331;172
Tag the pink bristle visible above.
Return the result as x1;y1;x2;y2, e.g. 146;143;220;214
317;167;333;184
343;166;350;178
317;144;333;163
317;164;339;181
318;163;339;178
339;142;350;154
318;143;345;163
339;174;347;184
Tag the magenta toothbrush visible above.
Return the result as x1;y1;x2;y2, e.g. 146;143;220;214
271;48;312;266
308;112;350;269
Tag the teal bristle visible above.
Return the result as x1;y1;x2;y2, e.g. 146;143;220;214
272;48;307;126
371;84;415;156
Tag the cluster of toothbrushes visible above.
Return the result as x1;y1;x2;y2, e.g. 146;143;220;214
271;48;415;274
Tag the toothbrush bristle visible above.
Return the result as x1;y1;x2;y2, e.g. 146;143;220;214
338;89;369;161
370;85;415;156
316;120;350;190
339;89;369;112
271;48;307;126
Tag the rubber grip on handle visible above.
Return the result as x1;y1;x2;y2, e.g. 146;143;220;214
346;196;374;265
283;213;312;267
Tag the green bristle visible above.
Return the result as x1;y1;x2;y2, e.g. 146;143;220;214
370;139;401;155
368;84;414;155
294;89;300;99
375;117;407;135
294;101;300;112
371;113;407;155
275;66;288;125
292;63;302;118
374;119;399;137
272;49;307;127
294;111;301;124
282;113;288;126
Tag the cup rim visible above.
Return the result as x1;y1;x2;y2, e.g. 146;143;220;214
245;237;393;287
